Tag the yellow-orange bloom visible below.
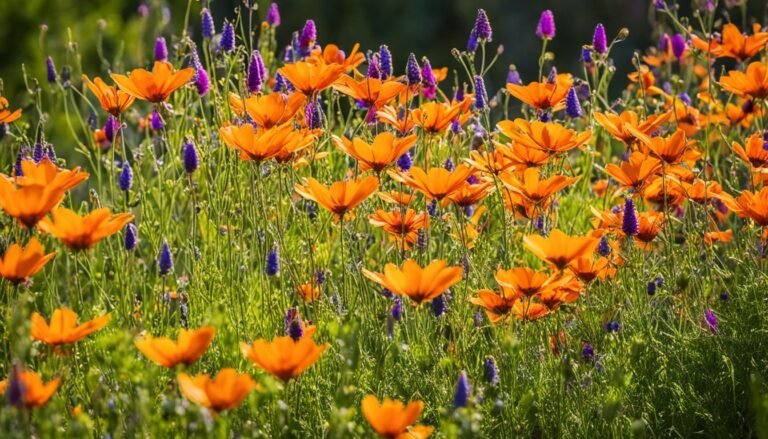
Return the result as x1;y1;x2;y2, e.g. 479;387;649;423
641;129;698;165
497;119;591;155
177;368;257;412
720;61;768;100
370;209;429;250
605;152;661;193
410;101;469;134
277;61;346;95
0;238;55;285
308;43;365;71
220;122;315;162
361;395;431;439
494;267;559;297
38;207;133;250
333;76;406;111
0;97;22;124
31;308;109;346
593;110;671;146
13;159;89;189
333;132;416;173
296;283;321;303
392;165;474;201
505;73;573;111
377;106;416;136
469;289;519;323
111;61;194;103
135;326;216;368
240;335;328;381
444;181;493;207
294;176;378;220
715;187;768;226
691;23;768;62
523;229;599;270
229;92;306;129
732;133;768;169
82;75;135;115
362;259;463;305
0;370;59;408
500;168;578;205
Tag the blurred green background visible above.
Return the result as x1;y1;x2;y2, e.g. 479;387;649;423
0;0;764;108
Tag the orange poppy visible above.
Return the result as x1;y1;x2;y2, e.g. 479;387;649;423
444;181;493;207
82;75;135;115
464;149;517;175
333;132;416;173
0;238;55;285
377;106;416;135
494;267;559;297
469;289;519;323
220;122;315;162
277;61;346;95
111;61;194;103
523;229;599;270
500;168;578;205
732;133;768;169
0;97;22;124
593;110;671;146
296;283;321;303
505;73;573;111
308;43;365;71
512;299;550;321
497;119;591;156
0;370;59;408
31;308;109;346
715;187;768;226
410;101;469;134
370;209;429;250
240;335;328;381
391;165;474;201
605;152;661;193
229;92;306;129
691;23;768;62
135;326;216;368
38;207;133;250
333;76;407;111
294;175;378;220
640;129;698;165
495;140;551;169
13;158;89;188
361;395;432;439
177;368;257;412
567;256;614;283
720;61;768;100
362;259;463;305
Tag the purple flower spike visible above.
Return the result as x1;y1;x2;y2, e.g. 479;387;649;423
221;21;235;53
154;37;168;62
379;45;392;78
150;108;164;131
536;10;556;39
405;53;421;86
182;141;199;173
46;56;57;84
453;370;471;408
704;309;718;333
474;75;488;110
158;239;174;275
201;8;215;39
565;87;582;118
671;33;687;60
473;9;492;42
622;198;639;236
266;3;281;27
247;50;265;93
299;20;316;50
593;23;607;54
118;162;133;192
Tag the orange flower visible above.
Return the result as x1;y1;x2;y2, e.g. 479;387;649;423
505;73;573;111
362;259;463;305
500;168;578;205
308;43;365;71
361;395;431;439
523;229;599;270
240;335;328;381
469;289;518;323
0;238;55;285
392;165;474;201
378;106;416;135
715;187;768;226
333;76;407;111
567;256;614;283
512;299;550;321
501;190;542;220
31;308;109;346
444;181;493;207
641;176;686;207
277;61;346;95
294;176;378;220
177;368;257;412
593;110;671;146
704;229;733;245
732;133;768;169
641;129;698;165
495;140;551;169
635;211;664;250
297;283;320;303
111;61;194;103
410;101;469;134
605;152;661;193
681;179;723;204
0;97;22;124
720;61;768;100
378;191;416;207
82;75;135;115
38;207;133;250
135;327;216;368
691;23;768;62
229;92;306;129
220;122;315;162
370;209;429;250
13;158;89;188
464;149;516;175
494;267;559;297
0;370;59;408
497;119;591;156
334;132;416;173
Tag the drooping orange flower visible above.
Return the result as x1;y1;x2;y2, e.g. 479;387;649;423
362;259;463;305
497;119;591;156
593;110;672;146
720;61;768;100
277;61;346;95
590;207;624;234
38;207;133;250
294;176;378;220
505;73;573;111
308;43;365;71
220;122;315;162
732;134;768;169
82;75;135;116
361;395;432;439
333;76;407;112
0;238;55;285
377;105;416;135
135;327;216;368
635;211;665;250
605;152;661;193
691;23;768;62
334;132;416;173
240;335;328;381
296;283;321;303
410;101;469;134
715;187;768;226
392;165;474;201
567;256;614;283
111;61;194;103
501;189;543;220
523;229;599;270
370;209;429;250
229;92;306;129
0;97;22;124
469;288;519;323
0;369;59;408
177;368;257;412
499;168;578;205
31;308;109;346
641;129;698;165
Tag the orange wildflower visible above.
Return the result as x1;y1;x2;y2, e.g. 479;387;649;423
277;61;346;95
494;267;559;297
297;283;320;303
641;129;698;165
228;92;306;129
240;335;328;381
220;122;315;162
308;43;365;71
495;141;551;169
593;110;671;146
82;75;135;115
333;76;407;111
682;179;723;204
523;229;599;270
14;158;89;188
0;238;55;285
444;181;493;207
410;101;469;134
605;152;661;193
635;211;664;250
294;175;378;220
497;119;591;156
512;299;550;321
111;61;194;103
31;308;109;346
641;176;686;207
333;132;416;173
469;289;519;323
38;207;133;250
392;165;474;201
732;133;768;169
361;395;432;439
177;368;257;412
499;168;578;205
378;191;416;207
691;23;768;62
370;209;429;250
720;61;768;100
704;229;733;245
0;370;59;408
715;187;768;226
567;256;614;283
505;73;573;111
464;149;516;175
0;97;22;124
135;327;216;368
377;105;416;135
362;259;463;305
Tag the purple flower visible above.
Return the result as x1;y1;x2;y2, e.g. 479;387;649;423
138;3;149;17
266;247;279;276
273;72;289;92
118;162;133;191
598;236;611;256
506;66;522;85
483;356;499;386
7;364;25;408
367;54;381;79
453;370;471;408
654;0;666;10
247;50;265;93
431;294;447;317
158;239;173;275
604;320;621;333
473;9;492;42
467;30;479;53
405;53;421;86
474;311;484;327
45;145;56;162
647;281;657;295
592;23;607;54
427;199;438;217
443;158;455;172
104;115;119;142
474;75;488;110
671;33;686;60
704;309;718;333
182;141;199;173
391;297;402;321
582;343;594;361
32;143;44;164
678;92;691;106
305;100;325;130
46;56;57;84
451;119;463;134
421;57;437;99
622;198;638;236
201;8;215;39
150;108;164;131
565;87;582;118
125;223;138;251
536;10;556;39
299;20;316;50
221;21;235;53
379;45;392;78
397;152;412;171
193;56;210;96
266;3;281;27
582;47;594;64
285;309;304;341
154;37;168;62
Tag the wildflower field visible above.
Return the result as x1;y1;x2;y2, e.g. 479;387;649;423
3;0;768;436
